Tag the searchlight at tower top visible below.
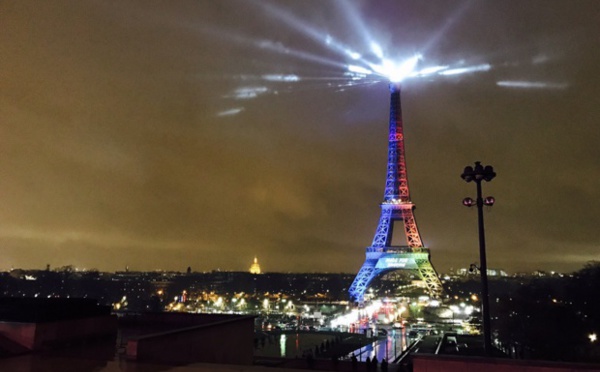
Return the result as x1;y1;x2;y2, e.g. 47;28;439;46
346;53;422;83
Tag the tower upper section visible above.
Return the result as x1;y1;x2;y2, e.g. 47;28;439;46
383;83;411;203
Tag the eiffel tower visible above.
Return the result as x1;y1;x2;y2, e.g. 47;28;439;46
349;83;443;304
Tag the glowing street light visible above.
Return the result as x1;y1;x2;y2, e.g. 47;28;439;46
461;161;496;357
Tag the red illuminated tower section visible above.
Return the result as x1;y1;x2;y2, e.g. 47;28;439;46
348;83;443;303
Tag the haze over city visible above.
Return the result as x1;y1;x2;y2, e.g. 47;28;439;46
1;0;599;274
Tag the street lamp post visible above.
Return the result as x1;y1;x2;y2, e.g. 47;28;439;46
461;161;496;356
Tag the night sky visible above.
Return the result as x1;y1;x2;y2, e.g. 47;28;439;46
1;1;599;274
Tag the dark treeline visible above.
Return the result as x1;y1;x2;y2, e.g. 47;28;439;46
443;262;600;362
492;262;600;362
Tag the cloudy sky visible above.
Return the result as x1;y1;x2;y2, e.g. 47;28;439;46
1;0;599;274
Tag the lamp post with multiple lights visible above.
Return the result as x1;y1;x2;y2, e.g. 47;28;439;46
461;161;496;356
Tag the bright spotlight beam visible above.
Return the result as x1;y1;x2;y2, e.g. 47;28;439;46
336;0;375;50
257;1;355;60
262;74;300;82
370;42;384;59
256;39;347;70
414;65;449;76
496;80;568;90
347;65;372;75
367;54;422;82
439;64;491;76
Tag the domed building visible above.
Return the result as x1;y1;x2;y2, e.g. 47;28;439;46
249;257;261;274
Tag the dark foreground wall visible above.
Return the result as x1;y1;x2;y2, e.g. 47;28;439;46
0;297;111;322
126;313;256;365
0;297;117;353
0;315;117;351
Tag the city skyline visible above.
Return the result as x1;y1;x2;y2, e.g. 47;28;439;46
1;1;599;274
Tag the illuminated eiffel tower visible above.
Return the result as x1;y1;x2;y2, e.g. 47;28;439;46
349;83;443;304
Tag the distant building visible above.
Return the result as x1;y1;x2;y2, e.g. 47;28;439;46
456;268;508;277
489;269;508;277
249;257;261;274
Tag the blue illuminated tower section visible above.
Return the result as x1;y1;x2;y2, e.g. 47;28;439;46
349;83;442;304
